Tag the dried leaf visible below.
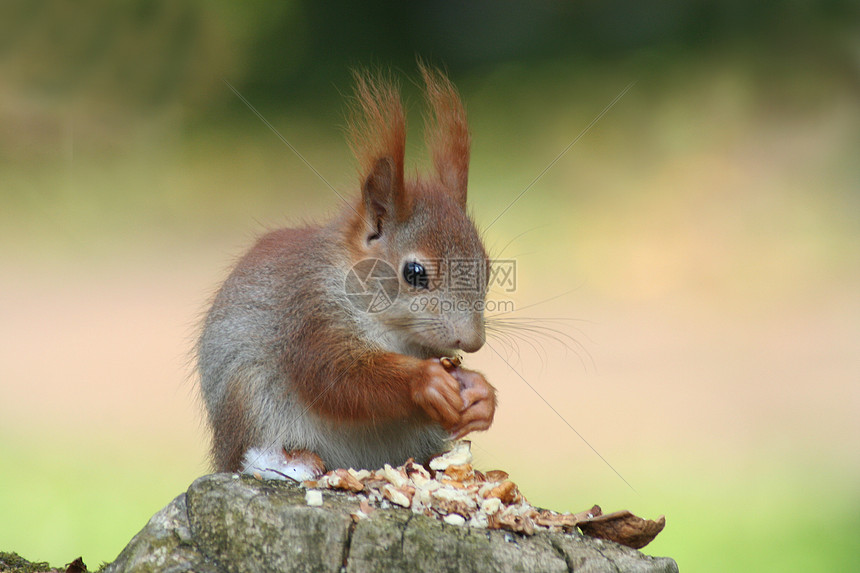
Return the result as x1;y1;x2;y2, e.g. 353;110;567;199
578;510;666;549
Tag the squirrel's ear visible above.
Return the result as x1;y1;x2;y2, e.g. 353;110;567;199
347;70;408;238
361;157;405;241
421;64;470;208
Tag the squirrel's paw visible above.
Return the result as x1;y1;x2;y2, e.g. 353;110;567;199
413;359;497;439
447;368;497;440
412;360;465;431
241;447;325;482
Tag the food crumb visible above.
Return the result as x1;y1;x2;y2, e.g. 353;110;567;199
305;489;323;506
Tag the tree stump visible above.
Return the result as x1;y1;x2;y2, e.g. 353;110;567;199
104;474;678;572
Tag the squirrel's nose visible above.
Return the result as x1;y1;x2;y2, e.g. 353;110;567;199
455;334;484;353
455;315;485;353
455;337;484;352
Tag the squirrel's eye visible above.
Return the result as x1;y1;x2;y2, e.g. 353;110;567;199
403;261;429;289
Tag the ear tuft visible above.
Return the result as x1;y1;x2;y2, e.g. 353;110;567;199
347;69;406;197
420;62;470;207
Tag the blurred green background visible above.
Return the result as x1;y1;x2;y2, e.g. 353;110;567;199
1;1;859;570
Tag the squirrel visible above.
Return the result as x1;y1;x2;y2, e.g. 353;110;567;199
196;65;496;481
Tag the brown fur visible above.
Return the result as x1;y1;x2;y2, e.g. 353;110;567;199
420;63;471;204
346;70;407;219
288;324;424;423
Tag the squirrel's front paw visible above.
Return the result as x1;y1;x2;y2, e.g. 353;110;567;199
412;359;465;432
412;360;496;438
447;368;496;439
242;447;325;481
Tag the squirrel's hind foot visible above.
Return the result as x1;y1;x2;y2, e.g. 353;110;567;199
241;447;325;482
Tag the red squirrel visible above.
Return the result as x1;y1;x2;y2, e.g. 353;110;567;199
197;65;496;480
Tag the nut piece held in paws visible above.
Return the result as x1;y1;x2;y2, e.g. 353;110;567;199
440;355;462;370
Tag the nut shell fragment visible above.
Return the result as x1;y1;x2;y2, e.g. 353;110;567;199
578;510;666;550
486;480;518;504
348;468;372;482
382;484;413;507
534;509;578;530
480;496;502;515
497;511;535;535
404;459;430;480
327;468;365;492
444;463;474;482
382;464;408;488
439;479;469;490
429;441;472;471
